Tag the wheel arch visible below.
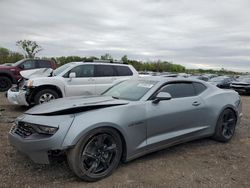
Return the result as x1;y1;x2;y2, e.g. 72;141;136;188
217;105;238;125
65;124;128;162
29;84;63;103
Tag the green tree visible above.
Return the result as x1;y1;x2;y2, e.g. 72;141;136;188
0;47;24;64
121;55;128;64
16;40;42;58
100;53;113;61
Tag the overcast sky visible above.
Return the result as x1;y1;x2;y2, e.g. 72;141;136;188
1;0;250;72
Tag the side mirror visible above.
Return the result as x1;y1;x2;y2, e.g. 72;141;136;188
152;92;172;104
69;72;76;79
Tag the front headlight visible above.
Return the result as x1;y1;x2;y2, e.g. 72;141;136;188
26;80;34;87
32;124;58;135
14;121;58;137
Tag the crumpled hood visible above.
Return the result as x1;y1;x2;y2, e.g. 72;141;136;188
25;95;129;115
20;68;53;79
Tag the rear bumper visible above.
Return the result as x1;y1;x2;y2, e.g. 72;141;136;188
6;88;29;106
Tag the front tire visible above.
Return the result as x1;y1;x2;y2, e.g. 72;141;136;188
0;76;12;92
34;89;59;105
67;128;123;182
212;109;237;142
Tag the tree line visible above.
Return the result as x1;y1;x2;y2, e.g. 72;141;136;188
0;40;243;75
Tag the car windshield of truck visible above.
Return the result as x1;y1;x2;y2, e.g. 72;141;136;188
53;64;71;76
12;59;25;67
103;80;158;101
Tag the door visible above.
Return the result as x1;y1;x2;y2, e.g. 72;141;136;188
94;64;117;94
146;82;209;147
64;64;95;97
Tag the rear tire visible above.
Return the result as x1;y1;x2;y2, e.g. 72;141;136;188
34;89;59;105
212;109;237;142
67;128;123;182
0;76;12;92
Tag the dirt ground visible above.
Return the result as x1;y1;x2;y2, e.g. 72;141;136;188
0;92;249;188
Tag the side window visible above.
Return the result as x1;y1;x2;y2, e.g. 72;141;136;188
193;82;207;95
95;65;116;77
21;60;36;69
159;82;196;98
38;60;51;68
67;65;94;78
115;66;133;76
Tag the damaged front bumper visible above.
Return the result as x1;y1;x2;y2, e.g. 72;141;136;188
7;87;29;106
8;114;75;164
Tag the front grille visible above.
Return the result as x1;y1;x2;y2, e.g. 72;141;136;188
14;122;35;138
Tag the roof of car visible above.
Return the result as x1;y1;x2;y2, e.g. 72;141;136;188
68;62;130;66
137;76;206;83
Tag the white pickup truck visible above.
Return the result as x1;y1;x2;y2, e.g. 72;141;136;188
7;62;139;106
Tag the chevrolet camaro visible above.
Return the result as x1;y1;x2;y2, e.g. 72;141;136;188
8;77;243;181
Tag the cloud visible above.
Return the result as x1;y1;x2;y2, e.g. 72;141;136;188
0;0;250;72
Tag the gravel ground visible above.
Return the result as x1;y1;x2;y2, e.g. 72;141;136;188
0;92;249;188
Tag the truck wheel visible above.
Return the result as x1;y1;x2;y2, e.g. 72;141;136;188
34;89;59;105
0;77;12;92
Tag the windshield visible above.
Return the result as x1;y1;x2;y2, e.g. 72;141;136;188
12;59;25;67
53;64;71;76
103;80;158;101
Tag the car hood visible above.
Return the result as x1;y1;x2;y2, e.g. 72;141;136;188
0;65;13;69
20;68;53;79
25;96;129;115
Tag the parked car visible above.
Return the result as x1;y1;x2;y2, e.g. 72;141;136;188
7;62;138;106
9;77;242;181
0;59;57;91
189;75;210;81
208;76;236;89
230;77;250;94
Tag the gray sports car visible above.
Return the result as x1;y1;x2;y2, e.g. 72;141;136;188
8;77;242;181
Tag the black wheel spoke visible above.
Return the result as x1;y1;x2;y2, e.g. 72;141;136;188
87;161;99;173
105;144;116;152
82;151;97;160
100;158;109;170
80;133;119;176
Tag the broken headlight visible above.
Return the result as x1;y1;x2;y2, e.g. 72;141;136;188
32;124;58;135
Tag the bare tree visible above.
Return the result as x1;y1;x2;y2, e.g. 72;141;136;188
16;40;42;58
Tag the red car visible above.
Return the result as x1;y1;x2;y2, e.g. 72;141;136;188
0;59;57;91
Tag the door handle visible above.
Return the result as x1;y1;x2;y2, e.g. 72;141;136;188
192;101;201;106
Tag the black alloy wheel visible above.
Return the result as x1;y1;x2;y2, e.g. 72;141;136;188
81;134;118;175
212;109;237;142
67;128;123;182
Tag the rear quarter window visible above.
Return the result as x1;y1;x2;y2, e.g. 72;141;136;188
193;82;207;95
115;65;133;76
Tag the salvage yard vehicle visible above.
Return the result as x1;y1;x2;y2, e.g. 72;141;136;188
208;76;236;89
8;77;242;181
6;61;138;106
231;77;250;95
0;59;57;91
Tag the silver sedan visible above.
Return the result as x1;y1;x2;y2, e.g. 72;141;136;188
8;77;243;181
